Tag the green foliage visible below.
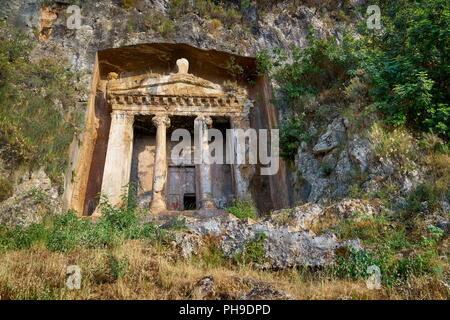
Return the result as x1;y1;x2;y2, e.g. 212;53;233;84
258;31;361;109
28;188;48;203
0;193;171;253
0;176;13;202
195;240;227;267
0;23;82;184
233;232;267;266
332;208;446;286
334;248;437;286
144;10;176;37
168;0;243;28
226;200;257;219
403;182;447;216
257;0;449;140
364;0;449;138
119;0;137;9
107;255;129;281
1;223;48;250
225;56;244;79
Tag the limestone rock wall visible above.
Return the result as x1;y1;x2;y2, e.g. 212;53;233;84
0;0;373;220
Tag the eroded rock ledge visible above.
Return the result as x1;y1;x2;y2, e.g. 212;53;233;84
152;199;376;269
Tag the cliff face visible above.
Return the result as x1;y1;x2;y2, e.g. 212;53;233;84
1;0;361;70
0;0;436;222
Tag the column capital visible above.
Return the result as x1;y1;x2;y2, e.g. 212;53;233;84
230;115;248;128
152;115;171;128
111;110;134;122
195;115;213;128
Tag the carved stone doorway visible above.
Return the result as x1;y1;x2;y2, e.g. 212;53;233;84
167;166;196;211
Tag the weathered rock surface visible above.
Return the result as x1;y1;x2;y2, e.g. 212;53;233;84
0;168;62;228
190;276;216;300
240;286;293;300
313;117;348;155
172;232;204;260
184;213;362;268
271;199;379;234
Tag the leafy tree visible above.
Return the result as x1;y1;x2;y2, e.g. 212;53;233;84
0;23;82;184
364;0;449;138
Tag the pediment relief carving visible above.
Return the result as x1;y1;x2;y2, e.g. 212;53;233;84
107;58;247;98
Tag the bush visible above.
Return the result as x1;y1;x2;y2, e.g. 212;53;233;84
364;0;449;139
226;200;257;219
144;10;175;37
1;223;48;250
168;0;243;29
257;0;449;140
0;23;82;185
257;31;361;109
0;192;172;253
233;232;267;266
46;213;89;252
107;255;129;281
334;248;438;286
332;208;445;286
279;114;312;161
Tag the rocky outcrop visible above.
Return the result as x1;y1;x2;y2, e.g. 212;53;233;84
190;276;216;300
189;275;293;300
271;199;379;233
312;117;348;155
240;286;293;300
181;212;362;268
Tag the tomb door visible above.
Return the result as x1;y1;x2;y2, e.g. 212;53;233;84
166;166;196;211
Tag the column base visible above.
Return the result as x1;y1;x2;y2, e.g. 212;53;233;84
199;199;217;210
149;196;167;214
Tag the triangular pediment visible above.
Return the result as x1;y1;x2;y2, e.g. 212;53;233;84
107;72;228;97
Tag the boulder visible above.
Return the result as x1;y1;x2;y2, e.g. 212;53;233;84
313;117;347;155
0;168;62;228
190;276;216;300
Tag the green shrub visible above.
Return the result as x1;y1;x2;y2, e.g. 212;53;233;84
144;10;176;37
334;248;438;286
198;241;226;267
0;191;173;253
257;31;360;109
257;0;449;140
332;206;445;287
279;114;312;161
404;183;439;214
1;223;48;250
233;232;267;266
226;200;257;219
46;213;88;252
0;23;82;185
363;0;449;139
107;255;129;281
168;0;243;29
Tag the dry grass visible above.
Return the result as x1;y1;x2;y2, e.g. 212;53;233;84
0;240;447;300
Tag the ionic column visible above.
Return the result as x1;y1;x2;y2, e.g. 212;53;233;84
100;110;134;207
149;115;171;213
195;115;216;210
